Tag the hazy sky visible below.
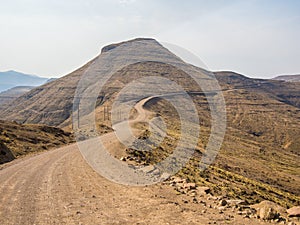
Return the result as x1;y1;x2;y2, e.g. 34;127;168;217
0;0;299;78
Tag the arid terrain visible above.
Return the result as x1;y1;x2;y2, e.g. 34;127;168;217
0;98;299;225
0;120;73;164
1;142;297;225
0;86;34;105
0;38;299;224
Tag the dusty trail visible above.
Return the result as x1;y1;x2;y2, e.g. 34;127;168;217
0;99;273;225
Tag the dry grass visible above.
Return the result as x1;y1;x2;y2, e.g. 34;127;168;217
0;57;299;209
0;120;74;164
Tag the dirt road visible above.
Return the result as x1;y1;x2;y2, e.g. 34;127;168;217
0;143;277;225
0;99;274;225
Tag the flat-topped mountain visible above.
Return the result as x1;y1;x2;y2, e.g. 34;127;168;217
1;40;299;127
0;38;299;207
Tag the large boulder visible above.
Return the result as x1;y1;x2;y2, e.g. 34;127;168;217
251;200;285;220
287;206;300;217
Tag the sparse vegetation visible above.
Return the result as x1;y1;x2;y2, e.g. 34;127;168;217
0;120;74;164
0;41;299;220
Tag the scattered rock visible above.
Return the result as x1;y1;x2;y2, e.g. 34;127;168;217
242;208;256;216
218;206;226;211
184;183;196;190
199;200;207;206
192;197;198;203
226;199;247;207
238;205;252;211
225;215;234;220
219;199;228;207
260;206;279;220
0;143;15;164
170;177;186;186
251;201;284;220
197;187;210;196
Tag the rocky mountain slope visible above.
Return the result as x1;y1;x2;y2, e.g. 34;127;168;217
0;38;299;208
0;86;34;105
0;120;74;164
0;62;94;126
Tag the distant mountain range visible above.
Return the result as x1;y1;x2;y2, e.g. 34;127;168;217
0;70;48;92
272;74;300;82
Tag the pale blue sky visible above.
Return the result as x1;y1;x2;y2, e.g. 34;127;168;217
0;0;299;78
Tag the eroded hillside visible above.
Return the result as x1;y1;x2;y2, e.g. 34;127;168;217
0;120;74;164
0;38;299;208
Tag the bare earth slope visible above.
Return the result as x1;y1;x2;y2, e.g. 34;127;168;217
0;141;277;225
1;39;299;128
0;38;299;210
0;120;74;164
0;90;298;224
0;60;96;126
0;86;34;106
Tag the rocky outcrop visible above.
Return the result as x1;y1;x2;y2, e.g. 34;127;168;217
250;201;286;220
287;206;300;218
0;142;15;164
